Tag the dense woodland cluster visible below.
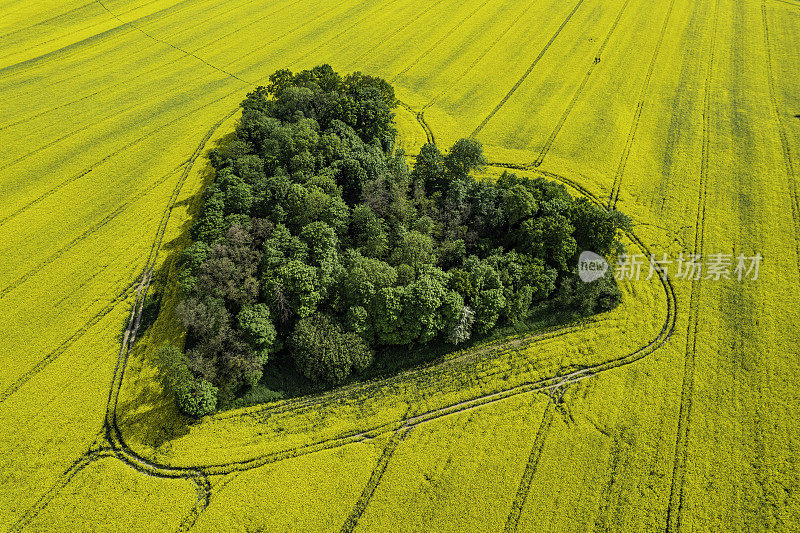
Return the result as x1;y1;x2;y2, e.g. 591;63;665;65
161;65;629;416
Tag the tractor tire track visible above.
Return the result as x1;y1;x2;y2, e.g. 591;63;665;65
0;80;242;229
8;447;115;532
1;104;218;299
0;108;232;410
339;427;411;533
503;402;555;532
592;427;627;532
0;164;184;300
761;0;800;279
94;0;254;85
607;0;677;208
0;1;96;40
286;0;396;70
226;0;361;71
9;98;229;532
174;474;212;533
177;134;676;475
215;318;588;423
421;0;539;112
665;0;718;528
532;0;633;168
398;101;436;145
0;281;136;405
0;0;163;64
0;0;302;129
390;0;494;84
469;0;586;138
345;0;450;70
0;0;208;76
771;0;800;8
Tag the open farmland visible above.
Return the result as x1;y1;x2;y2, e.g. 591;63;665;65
1;0;799;531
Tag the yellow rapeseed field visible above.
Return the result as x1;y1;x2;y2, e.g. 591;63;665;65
1;0;798;530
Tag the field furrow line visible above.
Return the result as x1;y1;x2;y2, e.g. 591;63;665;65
286;0;396;70
0;1;95;40
532;0;633;168
418;111;435;145
8;447;114;532
502;402;555;533
592;428;625;532
345;0;450;70
469;0;586;139
665;0;718;528
174;473;212;533
0;0;299;111
94;0;254;86
0;164;186;300
227;321;586;423
225;0;361;71
175;158;676;476
0;0;211;75
420;0;540;111
390;0;494;83
8;110;234;533
0;85;244;229
0;53;186;132
339;427;411;533
0;0;168;66
0;282;136;406
761;0;800;278
92;115;675;493
607;0;677;208
0;24;141;76
185;0;311;61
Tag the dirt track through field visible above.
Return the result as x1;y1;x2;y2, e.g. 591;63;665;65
665;0;718;528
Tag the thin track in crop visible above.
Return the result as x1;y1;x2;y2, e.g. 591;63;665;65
531;0;633;167
0;2;95;40
399;101;437;145
0;75;249;230
286;0;396;70
607;0;677;208
94;0;254;85
225;0;363;71
0;0;205;76
390;0;494;84
345;0;451;71
502;402;555;532
339;427;412;532
592;430;626;532
469;0;586;138
0;282;136;406
0;0;306;126
8;446;116;532
0;108;234;409
0;0;164;61
761;0;800;280
0;164;184;300
420;0;541;112
665;0;718;528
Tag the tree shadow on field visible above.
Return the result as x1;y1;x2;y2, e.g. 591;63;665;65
114;147;223;454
